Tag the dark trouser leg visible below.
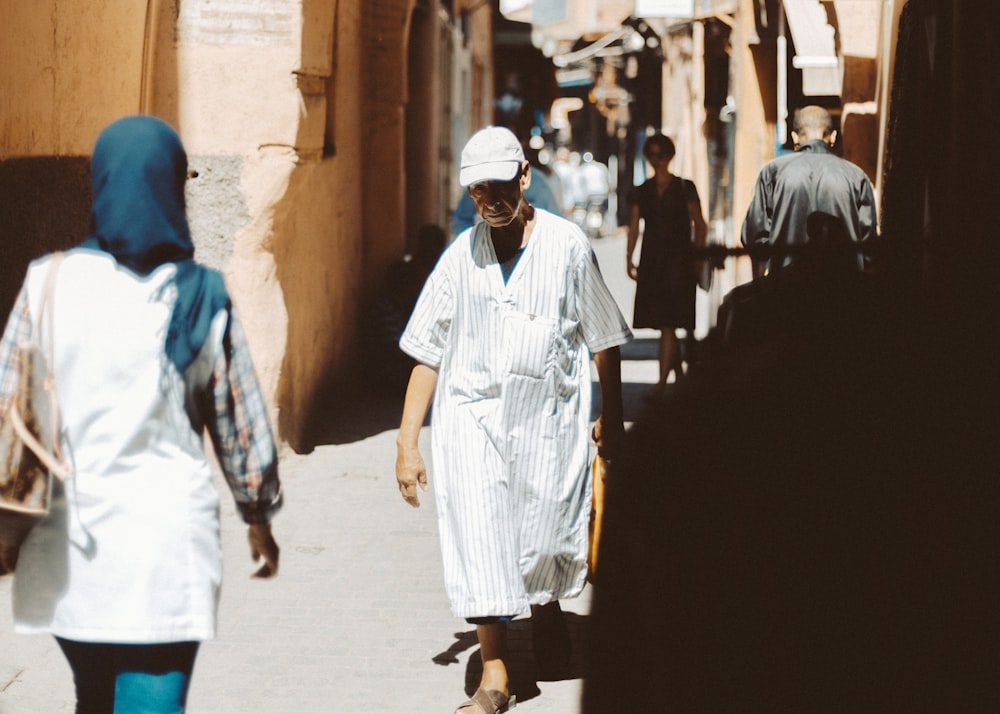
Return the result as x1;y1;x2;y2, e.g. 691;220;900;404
56;638;199;714
57;638;117;714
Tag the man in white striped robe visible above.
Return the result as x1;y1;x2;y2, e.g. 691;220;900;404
396;126;631;714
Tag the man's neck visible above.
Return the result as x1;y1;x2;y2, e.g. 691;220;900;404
491;205;535;262
796;138;833;152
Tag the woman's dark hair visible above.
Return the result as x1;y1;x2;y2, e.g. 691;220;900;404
643;134;676;160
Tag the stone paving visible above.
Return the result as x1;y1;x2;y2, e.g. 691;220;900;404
0;231;657;714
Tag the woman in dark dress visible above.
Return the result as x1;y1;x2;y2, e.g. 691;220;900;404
626;134;708;397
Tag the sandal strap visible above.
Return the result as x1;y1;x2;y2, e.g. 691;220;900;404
457;688;511;714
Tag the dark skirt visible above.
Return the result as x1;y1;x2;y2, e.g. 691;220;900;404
633;248;696;330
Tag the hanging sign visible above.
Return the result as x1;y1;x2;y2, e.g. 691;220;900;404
635;0;695;18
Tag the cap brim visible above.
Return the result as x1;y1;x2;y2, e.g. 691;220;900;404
459;160;521;187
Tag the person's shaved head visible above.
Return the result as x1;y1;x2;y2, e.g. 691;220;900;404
792;106;835;142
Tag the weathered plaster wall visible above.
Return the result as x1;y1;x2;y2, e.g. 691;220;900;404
141;1;307;449
271;0;365;451
184;155;249;270
269;154;363;450
0;0;371;452
444;0;495;230
361;0;415;299
292;0;364;450
661;26;708;191
731;0;776;287
0;0;145;321
148;0;365;451
0;1;145;157
464;0;496;130
405;1;444;243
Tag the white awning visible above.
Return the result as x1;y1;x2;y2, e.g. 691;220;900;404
635;0;693;17
783;0;841;96
502;0;633;38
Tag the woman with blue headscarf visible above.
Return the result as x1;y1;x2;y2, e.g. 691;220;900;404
0;116;282;713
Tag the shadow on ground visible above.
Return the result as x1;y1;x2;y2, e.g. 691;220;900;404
432;612;589;707
310;382;408;446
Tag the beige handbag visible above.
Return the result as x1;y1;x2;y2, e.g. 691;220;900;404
0;254;71;572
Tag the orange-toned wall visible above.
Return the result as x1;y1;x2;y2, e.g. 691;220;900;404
0;2;149;321
729;0;775;288
1;1;371;452
0;0;496;452
0;2;146;157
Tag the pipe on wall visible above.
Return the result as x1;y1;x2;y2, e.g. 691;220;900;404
139;0;161;113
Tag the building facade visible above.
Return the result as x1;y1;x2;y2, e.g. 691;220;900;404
0;0;495;452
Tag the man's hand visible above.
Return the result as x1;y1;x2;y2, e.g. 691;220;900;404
396;443;429;507
627;260;638;281
248;524;279;579
592;414;625;461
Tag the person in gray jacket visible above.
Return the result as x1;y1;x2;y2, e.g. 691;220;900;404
741;105;878;276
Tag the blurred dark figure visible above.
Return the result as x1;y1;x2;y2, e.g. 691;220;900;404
626;134;708;397
723;106;880;349
584;261;996;710
494;72;528;140
362;224;444;395
585;14;996;704
410;223;446;285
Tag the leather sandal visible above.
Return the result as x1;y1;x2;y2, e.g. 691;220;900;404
454;687;515;713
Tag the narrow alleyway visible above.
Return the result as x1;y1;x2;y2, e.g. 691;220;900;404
0;231;657;714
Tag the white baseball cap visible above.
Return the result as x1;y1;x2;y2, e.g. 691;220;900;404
459;126;525;187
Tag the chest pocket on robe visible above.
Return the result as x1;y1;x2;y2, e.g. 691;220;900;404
501;310;557;379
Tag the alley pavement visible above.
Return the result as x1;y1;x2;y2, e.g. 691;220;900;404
0;229;662;714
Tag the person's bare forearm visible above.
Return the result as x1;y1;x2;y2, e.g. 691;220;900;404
397;363;438;448
626;224;640;264
626;205;641;278
592;347;624;459
593;347;623;423
396;363;438;507
626;230;638;261
695;223;708;247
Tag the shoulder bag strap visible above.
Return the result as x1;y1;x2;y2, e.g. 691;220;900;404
10;253;71;481
39;252;66;470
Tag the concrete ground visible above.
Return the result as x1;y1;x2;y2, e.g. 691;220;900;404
0;230;661;714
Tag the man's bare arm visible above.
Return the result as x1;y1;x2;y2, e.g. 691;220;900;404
592;346;624;459
396;363;438;507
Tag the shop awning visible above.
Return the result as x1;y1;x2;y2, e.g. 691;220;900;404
783;0;841;96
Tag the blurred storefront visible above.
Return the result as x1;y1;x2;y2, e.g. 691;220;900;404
501;0;901;333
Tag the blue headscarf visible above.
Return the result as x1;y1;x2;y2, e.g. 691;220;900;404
81;116;230;374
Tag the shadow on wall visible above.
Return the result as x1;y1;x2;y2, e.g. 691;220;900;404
311;384;405;446
0;157;92;317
